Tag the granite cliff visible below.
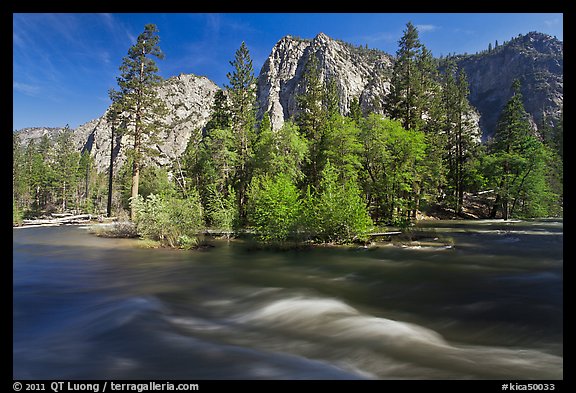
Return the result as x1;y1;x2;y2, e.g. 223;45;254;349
15;31;562;171
454;32;563;138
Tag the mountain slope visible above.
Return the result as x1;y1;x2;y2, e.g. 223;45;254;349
454;32;563;137
15;31;563;170
257;33;393;130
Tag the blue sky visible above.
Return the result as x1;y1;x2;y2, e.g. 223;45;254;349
13;13;563;131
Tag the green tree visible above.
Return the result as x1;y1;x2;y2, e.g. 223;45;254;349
13;133;27;212
358;115;426;224
248;173;302;242
304;161;373;243
109;24;168;220
324;114;362;181
138;165;176;199
389;22;423;131
348;96;363;122
194;127;237;213
205;90;231;132
296;53;328;188
441;63;481;214
226;42;258;224
205;184;238;233
182;90;233;207
53;125;81;212
23;136;57;215
253;115;308;182
485;79;551;219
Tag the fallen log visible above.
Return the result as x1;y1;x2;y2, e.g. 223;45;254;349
368;231;402;237
22;214;93;226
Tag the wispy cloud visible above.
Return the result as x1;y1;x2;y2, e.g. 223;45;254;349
416;24;439;33
98;13;136;45
13;81;41;96
544;18;560;27
361;31;396;44
453;27;475;35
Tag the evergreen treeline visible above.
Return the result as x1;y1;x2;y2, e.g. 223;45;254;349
12;23;563;246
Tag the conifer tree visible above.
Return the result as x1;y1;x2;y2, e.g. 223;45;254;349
487;80;536;219
109;24;168;220
226;42;258;224
389;22;423;131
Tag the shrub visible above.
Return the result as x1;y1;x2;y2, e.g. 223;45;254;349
303;162;373;243
248;173;302;242
205;185;238;233
131;190;204;249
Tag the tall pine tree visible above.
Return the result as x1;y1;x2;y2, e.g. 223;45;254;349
109;24;168;220
487;80;536;219
389;22;423;131
225;42;258;224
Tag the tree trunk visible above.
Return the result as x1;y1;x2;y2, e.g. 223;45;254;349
131;159;140;221
62;181;66;212
490;193;500;219
130;132;140;221
107;124;115;218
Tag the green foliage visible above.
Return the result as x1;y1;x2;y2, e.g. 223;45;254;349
205;90;231;132
324;114;362;181
226;41;258;224
303;162;373;243
253;118;308;182
13;199;23;226
348;96;363;122
194;127;238;207
205;185;238;231
248;174;302;242
132;191;204;249
109;23;168;219
483;80;560;218
138;166;176;198
296;53;330;187
440;63;482;213
358;115;426;224
389;21;425;131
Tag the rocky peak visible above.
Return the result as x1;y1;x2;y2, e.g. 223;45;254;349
16;74;220;173
14;127;67;146
313;32;331;45
257;33;393;130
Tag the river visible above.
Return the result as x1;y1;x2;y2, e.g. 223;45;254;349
13;219;563;380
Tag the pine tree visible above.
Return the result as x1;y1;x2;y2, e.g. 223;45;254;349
226;42;258;224
109;24;168;220
389;22;423;131
441;62;481;214
296;52;328;188
53;125;81;212
487;80;535;219
205;90;231;133
348;96;363;122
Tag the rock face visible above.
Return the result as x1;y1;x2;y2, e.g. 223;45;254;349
23;74;220;172
454;32;563;138
257;33;393;130
15;31;562;171
15;127;67;146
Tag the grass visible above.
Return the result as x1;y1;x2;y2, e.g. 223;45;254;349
89;221;139;238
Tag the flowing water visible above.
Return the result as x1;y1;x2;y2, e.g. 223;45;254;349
13;219;563;380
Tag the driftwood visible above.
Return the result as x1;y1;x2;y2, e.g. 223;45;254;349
21;214;93;227
368;231;402;237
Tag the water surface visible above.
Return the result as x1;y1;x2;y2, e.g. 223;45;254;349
13;219;563;379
